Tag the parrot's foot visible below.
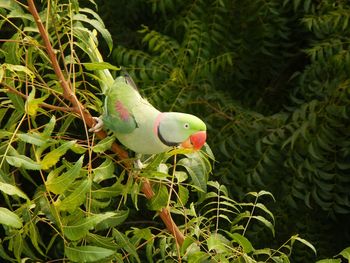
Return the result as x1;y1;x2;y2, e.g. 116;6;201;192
134;159;144;170
89;116;104;132
134;154;145;170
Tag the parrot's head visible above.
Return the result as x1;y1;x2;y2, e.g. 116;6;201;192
155;112;207;151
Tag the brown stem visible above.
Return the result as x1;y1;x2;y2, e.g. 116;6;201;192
27;0;185;246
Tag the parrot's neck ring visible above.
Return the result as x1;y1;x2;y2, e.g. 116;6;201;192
154;113;179;147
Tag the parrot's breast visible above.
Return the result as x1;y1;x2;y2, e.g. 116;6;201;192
113;104;171;154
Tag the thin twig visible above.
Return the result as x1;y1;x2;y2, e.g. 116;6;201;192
1;82;73;112
26;0;185;246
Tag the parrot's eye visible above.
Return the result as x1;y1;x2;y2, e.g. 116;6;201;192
184;123;190;129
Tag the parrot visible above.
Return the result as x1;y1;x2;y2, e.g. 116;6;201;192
89;72;207;156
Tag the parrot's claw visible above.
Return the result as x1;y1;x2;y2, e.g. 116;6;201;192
89;116;104;132
134;154;145;170
134;159;144;170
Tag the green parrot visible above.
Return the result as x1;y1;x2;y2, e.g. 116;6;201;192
90;73;207;155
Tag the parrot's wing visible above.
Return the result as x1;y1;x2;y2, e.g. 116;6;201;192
103;99;138;134
102;78;141;134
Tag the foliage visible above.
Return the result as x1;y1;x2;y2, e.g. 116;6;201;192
104;0;350;260
0;0;319;262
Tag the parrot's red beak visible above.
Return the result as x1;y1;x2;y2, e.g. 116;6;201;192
181;131;207;150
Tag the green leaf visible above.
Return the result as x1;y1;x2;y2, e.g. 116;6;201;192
178;154;208;193
93;158;115;183
55;178;91;212
251;215;275;237
63;212;118;241
0;182;29;200
0;207;22;228
83;62;120;71
41;140;77;170
95;210;129;230
177;184;189;206
73;14;113;52
113;229;140;263
65;245;115;262
43;116;56;138
46;156;84;194
206;233;230;253
6;155;41;170
187;251;210;263
17;132;49;147
337;247;350;260
315;260;341;263
92;136;114;153
291;235;317;255
25;87;48;116
2;63;35;79
226;232;254;253
91;181;124;199
147;184;169;211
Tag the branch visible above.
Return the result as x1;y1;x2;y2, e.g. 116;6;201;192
1;82;72;112
27;0;184;246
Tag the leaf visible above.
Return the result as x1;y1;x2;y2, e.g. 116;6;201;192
73;14;113;52
83;62;120;71
65;245;115;262
55;178;92;212
251;215;275;237
315;260;341;263
43;116;56;138
91;181;124;199
337;247;350;260
2;63;35;79
291;235;317;255
93;158;115;183
95;210;129;231
206;233;230;253
0;182;29;200
41;140;77;170
92;136;114;153
17;132;49;147
0;207;22;228
46;156;84;194
63;212;118;241
226;232;254;253
147;184;169;211
178;155;207;193
177;184;189;206
6;155;41;170
113;229;140;263
25;87;48;116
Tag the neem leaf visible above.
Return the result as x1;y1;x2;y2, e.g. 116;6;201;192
83;62;120;71
147;184;169;211
206;233;230;253
65;245;114;262
225;232;255;253
0;207;22;228
291;235;317;255
17;132;49;146
337;247;350;260
0;182;29;201
55;178;91;212
93;158;115;183
25;87;49;116
63;212;118;241
46;156;84;194
113;229;140;263
178;156;207;193
41;140;77;170
92;136;114;153
6;155;41;170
